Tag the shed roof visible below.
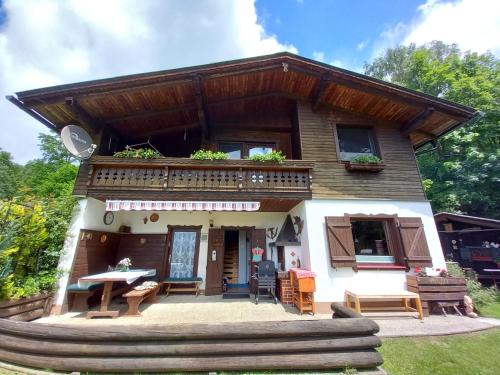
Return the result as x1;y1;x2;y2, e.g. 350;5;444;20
434;212;500;229
9;52;478;148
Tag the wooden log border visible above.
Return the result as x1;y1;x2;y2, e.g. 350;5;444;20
0;306;383;372
0;294;53;321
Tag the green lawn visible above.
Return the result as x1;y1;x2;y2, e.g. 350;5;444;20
379;328;500;375
478;295;500;319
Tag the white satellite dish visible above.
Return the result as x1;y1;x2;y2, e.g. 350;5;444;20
61;125;96;159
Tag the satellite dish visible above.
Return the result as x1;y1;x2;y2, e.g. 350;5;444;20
61;125;96;159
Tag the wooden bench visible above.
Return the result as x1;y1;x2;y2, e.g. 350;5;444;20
345;290;424;320
162;277;203;297
122;285;159;317
67;283;104;312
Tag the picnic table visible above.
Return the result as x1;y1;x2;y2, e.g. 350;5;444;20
79;269;156;319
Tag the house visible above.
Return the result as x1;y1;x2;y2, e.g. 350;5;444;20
9;52;478;314
435;212;500;285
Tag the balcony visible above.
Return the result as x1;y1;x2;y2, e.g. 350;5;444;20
74;156;314;208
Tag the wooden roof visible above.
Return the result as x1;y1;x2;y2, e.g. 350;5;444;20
9;52;477;149
434;212;500;229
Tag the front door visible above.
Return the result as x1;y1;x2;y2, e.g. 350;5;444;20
205;228;225;295
167;228;200;278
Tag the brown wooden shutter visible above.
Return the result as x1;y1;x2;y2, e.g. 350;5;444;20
205;229;225;296
325;216;357;270
398;217;433;267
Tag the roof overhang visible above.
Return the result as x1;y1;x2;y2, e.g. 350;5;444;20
8;52;478;148
434;212;500;229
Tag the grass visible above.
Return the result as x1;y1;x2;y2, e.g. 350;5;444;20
379;328;500;375
478;295;500;319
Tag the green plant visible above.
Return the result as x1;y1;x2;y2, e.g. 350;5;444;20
447;262;497;308
190;150;229;160
247;150;286;164
350;155;382;164
113;146;162;159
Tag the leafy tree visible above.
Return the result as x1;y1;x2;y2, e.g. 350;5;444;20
365;41;500;218
0;149;21;199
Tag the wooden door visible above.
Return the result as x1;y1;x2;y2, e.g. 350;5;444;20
205;228;225;296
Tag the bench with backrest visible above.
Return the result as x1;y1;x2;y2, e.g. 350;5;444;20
67;283;104;312
162;277;203;296
122;284;160;316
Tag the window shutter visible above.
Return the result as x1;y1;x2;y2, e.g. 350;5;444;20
397;217;433;267
325;216;357;270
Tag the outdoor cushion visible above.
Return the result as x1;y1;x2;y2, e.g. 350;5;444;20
67;282;104;292
163;277;203;283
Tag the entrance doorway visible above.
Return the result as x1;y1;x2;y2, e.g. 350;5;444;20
205;228;266;296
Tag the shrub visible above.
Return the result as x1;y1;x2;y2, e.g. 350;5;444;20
247;150;286;164
447;262;497;307
190;150;229;160
350;155;382;164
113;147;162;159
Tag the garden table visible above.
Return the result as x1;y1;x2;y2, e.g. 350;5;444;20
79;269;156;319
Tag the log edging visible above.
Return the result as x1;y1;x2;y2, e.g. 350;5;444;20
0;309;383;372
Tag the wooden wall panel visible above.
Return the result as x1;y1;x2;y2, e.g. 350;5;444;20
115;234;168;279
298;101;426;200
69;230;120;284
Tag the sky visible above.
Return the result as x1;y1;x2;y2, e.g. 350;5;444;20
0;0;499;163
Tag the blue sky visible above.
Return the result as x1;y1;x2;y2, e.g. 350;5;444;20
256;0;422;70
0;0;498;163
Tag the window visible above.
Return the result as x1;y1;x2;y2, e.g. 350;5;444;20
325;215;433;270
219;141;276;159
351;220;392;263
336;126;378;161
219;142;242;160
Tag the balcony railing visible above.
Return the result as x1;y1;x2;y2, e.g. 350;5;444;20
77;156;314;198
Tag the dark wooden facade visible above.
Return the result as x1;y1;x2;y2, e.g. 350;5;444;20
10;52;477;205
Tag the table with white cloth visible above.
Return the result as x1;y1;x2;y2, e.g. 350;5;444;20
78;269;156;319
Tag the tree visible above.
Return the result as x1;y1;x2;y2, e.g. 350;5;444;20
0;149;21;200
365;41;500;218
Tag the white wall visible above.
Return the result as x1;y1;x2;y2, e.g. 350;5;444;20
303;199;445;302
53;197;121;310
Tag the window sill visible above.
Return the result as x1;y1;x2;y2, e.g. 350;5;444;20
345;162;386;172
357;263;406;270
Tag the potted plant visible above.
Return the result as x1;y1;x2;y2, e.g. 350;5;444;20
190;150;230;161
247;150;286;164
345;155;385;172
114;146;162;159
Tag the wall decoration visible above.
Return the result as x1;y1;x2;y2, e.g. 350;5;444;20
292;216;304;238
140;237;147;245
150;213;159;222
99;234;108;243
266;227;278;240
103;211;114;226
143;216;148;224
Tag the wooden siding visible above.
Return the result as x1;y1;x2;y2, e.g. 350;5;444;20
298;101;426;200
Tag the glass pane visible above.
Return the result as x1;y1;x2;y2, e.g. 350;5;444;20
169;231;197;278
219;143;242;159
337;127;376;160
351;220;389;256
248;146;273;157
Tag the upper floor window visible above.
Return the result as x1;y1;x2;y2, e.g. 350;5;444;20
336;126;378;161
219;142;275;159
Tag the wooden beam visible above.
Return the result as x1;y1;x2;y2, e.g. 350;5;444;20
64;97;121;142
208;91;300;107
106;104;198;124
193;75;209;138
312;75;333;111
415;129;437;140
127;122;200;141
400;107;435;136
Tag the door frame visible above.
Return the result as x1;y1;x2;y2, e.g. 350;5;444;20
164;225;202;279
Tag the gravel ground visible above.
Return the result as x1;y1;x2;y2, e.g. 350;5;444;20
37;295;500;338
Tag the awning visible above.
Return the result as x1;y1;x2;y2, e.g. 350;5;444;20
105;200;260;212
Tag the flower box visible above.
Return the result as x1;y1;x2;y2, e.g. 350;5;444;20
345;162;385;172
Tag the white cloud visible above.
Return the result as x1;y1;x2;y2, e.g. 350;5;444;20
330;59;344;68
356;40;369;51
0;0;297;163
373;0;500;58
312;51;326;62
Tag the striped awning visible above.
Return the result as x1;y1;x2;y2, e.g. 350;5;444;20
105;200;260;212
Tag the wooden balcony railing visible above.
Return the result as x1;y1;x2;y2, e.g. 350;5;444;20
75;156;314;198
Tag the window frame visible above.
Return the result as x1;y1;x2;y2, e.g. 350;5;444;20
218;141;277;159
333;124;382;162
